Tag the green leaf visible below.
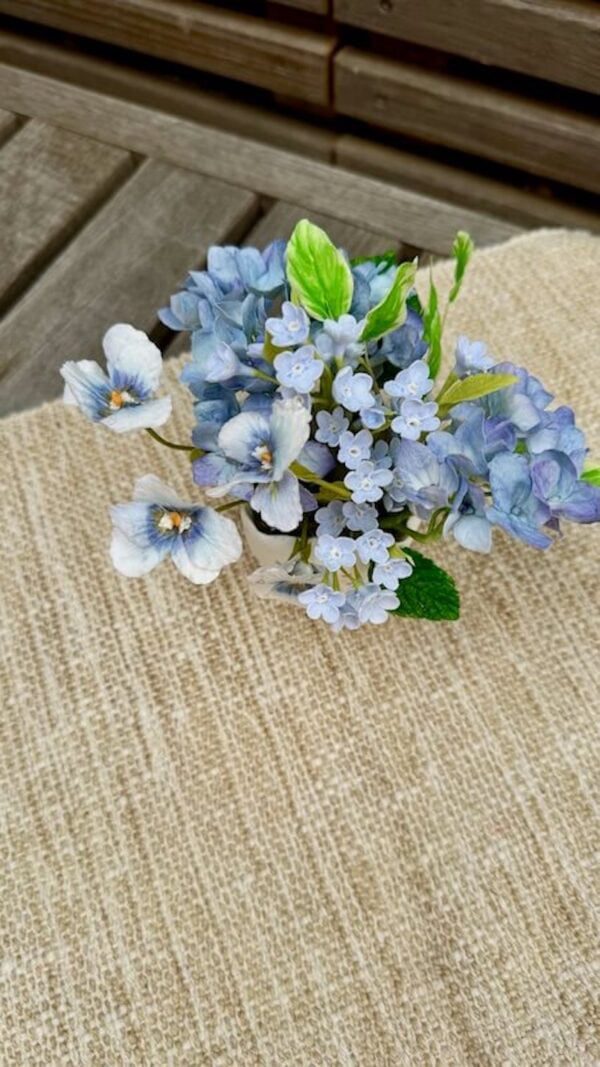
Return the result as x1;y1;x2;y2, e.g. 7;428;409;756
448;231;474;304
438;372;518;407
581;467;600;486
423;276;443;380
407;290;424;317
392;548;460;621
286;219;353;321
360;260;416;343
350;250;397;268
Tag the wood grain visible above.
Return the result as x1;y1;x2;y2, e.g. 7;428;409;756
336;135;600;233
335;49;600;195
334;0;600;96
0;64;521;255
0;118;132;314
276;0;328;12
0;160;259;414
0;108;18;145
0;27;335;162
245;200;396;257
1;0;335;105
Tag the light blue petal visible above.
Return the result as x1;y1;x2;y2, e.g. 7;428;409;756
103;324;163;394
61;360;108;420
102;395;172;433
251;472;302;532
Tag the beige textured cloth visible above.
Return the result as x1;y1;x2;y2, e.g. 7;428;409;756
1;230;599;1066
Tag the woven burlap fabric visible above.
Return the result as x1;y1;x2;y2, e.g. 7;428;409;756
0;230;598;1066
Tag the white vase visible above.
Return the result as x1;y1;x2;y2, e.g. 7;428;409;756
240;507;299;567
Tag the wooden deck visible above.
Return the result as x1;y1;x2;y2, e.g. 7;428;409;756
0;62;552;418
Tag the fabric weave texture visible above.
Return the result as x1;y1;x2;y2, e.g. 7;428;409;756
0;230;598;1065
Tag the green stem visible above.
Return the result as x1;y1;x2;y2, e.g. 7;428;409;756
252;368;278;384
215;499;244;513
146;428;195;452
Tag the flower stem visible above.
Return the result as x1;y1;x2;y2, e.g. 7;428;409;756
215;499;244;513
146;428;195;452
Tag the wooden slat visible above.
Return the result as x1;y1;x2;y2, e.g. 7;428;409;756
335;49;600;195
0;160;260;414
336;135;600;234
0;108;18;145
2;0;335;105
0;118;132;314
334;0;600;96
0;64;521;256
0;28;335;162
276;0;328;12
245;201;398;257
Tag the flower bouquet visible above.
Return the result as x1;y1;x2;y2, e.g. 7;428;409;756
61;220;600;630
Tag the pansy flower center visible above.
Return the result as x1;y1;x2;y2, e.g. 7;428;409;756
109;388;137;410
254;443;273;469
157;510;192;534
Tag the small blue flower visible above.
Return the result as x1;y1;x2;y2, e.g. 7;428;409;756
62;324;171;433
361;404;386;430
487;453;552;548
372;439;392;468
338;428;373;469
342;501;379;532
315;315;364;362
391;399;440;440
110;475;242;583
315;500;347;536
454;336;494;377
378;309;428;370
332;367;376;413
266;301;310;347
313;534;357;572
315;406;349;446
354;583;399;624
355;528;395;565
274;345;323;393
372;557;413;590
298;584;346;624
344;461;393;504
385;359;433;400
531;450;600;524
444;481;492;553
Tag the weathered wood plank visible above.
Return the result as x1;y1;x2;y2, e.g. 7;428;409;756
0;107;18;145
335;49;600;195
245;201;397;258
336;135;600;234
0;28;335;162
334;0;600;96
0;118;132;314
276;0;328;12
0;65;521;256
1;0;335;105
0;160;260;414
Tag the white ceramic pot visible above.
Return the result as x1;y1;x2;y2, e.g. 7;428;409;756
240;507;299;567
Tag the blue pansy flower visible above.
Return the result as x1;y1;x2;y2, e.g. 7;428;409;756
444;481;492;553
298;584;346;624
266;301;310;347
274;345;323;393
355;528;395;564
338;428;373;469
531;450;600;524
333;367;376;413
315;406;349;446
384;359;433;400
391;399;440;440
314;535;357;572
62;324;171;433
454;336;494;377
372;557;413;590
486;453;552;548
110;475;242;583
342;500;379;532
315;500;347;536
345;461;393;504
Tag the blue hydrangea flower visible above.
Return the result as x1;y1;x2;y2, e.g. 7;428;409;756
338;428;373;469
315;500;347;536
354;583;399;624
444;481;492;553
372;439;392;468
110;475;242;583
274;345;323;393
527;406;587;471
386;440;459;514
62;324;171;433
204;341;253;383
384;359;433;400
333;367;376;413
298;584;346;624
391;399;440;440
372;557;413;590
531;450;600;524
315;315;364;362
355;528;395;564
486;453;552;548
266;301;310;347
454;336;494;377
378;309;428;370
313;535;357;572
345;461;394;504
314;406;349;446
473;362;553;434
342;500;379;532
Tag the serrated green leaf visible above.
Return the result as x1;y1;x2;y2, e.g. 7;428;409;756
286;219;353;321
391;548;460;621
423;276;442;380
438;372;518;407
360;260;416;343
581;467;600;486
449;231;474;304
350;250;397;268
